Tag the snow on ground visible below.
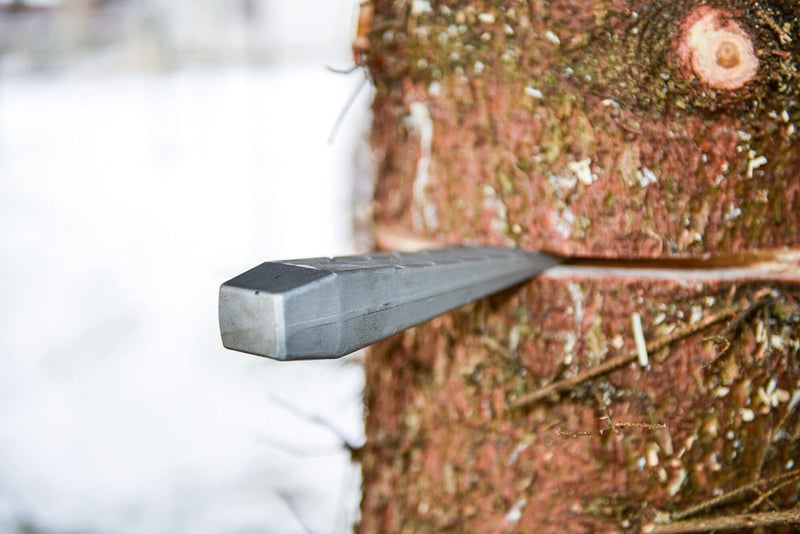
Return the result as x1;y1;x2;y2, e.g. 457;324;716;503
0;66;371;533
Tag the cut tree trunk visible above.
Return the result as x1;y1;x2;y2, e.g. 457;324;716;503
358;1;800;532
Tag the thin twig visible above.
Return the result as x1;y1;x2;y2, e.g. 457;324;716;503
266;393;363;455
275;490;318;534
703;335;731;361
613;421;668;431
642;506;800;533
509;302;744;410
702;289;778;375
559;421;667;438
558;387;666;437
750;427;773;485
774;388;800;443
718;287;775;338
747;472;800;512
327;75;370;144
669;468;800;521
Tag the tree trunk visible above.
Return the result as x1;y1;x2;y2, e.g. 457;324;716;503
358;1;800;532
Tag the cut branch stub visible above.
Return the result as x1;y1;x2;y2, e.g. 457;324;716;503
677;6;759;90
365;0;800;258
360;1;800;531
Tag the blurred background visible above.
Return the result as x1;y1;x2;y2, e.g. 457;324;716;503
0;0;372;532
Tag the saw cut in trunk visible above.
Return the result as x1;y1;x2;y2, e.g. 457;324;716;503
358;0;800;531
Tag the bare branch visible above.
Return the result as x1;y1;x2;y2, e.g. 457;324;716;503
642;506;800;533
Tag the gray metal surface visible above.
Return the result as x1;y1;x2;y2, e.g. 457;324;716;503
218;247;561;360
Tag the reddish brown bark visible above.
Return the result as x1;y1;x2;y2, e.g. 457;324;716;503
360;273;800;532
365;0;800;258
358;0;800;531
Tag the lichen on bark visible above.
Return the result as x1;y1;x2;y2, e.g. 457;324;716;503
360;279;800;532
359;1;800;532
365;0;800;258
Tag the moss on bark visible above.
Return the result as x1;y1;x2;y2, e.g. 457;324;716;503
359;1;800;531
365;0;800;257
361;278;800;532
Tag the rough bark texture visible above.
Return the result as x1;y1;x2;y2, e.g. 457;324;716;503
360;276;800;532
359;0;800;532
366;0;800;258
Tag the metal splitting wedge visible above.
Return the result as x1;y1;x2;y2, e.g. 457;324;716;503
218;246;561;360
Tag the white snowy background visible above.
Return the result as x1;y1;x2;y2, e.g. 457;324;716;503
0;1;370;532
